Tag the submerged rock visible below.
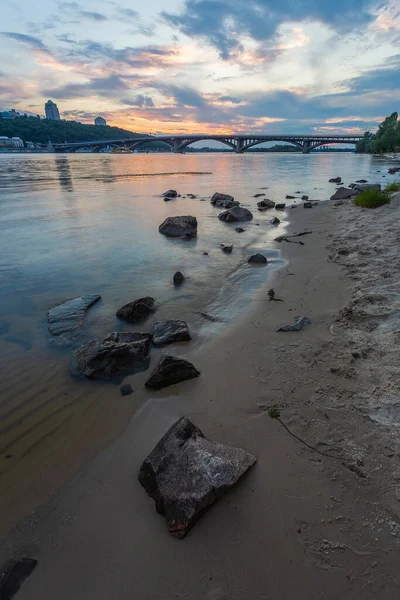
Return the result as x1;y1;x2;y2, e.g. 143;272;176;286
221;244;233;253
248;253;268;264
138;417;256;538
218;206;253;222
329;177;342;183
116;296;155;323
354;183;381;192
153;320;191;346
301;195;309;201
173;271;185;285
47;294;101;337
330;187;359;201
0;557;38;600
235;227;245;233
145;354;200;390
210;192;238;209
254;193;265;198
161;189;177;198
269;216;280;225
120;383;133;397
285;195;295;200
163;196;175;202
257;199;275;209
159;216;197;238
277;316;311;332
356;179;368;183
72;332;152;381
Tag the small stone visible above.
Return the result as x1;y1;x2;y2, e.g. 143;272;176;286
301;195;309;200
173;271;185;285
145;354;200;390
329;177;342;183
277;316;311;332
152;320;191;346
286;195;295;199
248;253;268;264
270;216;280;225
303;202;313;208
161;189;177;198
203;251;209;255
257;199;275;209
116;296;155;323
275;204;286;210
221;244;233;253
120;383;133;396
235;227;245;233
210;193;238;209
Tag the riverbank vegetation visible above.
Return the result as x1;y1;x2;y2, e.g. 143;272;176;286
357;112;400;154
354;188;391;208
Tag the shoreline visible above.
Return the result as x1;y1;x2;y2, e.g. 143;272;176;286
3;196;400;598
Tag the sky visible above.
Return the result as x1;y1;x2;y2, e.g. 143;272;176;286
0;0;399;135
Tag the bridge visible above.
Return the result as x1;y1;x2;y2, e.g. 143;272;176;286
54;133;364;154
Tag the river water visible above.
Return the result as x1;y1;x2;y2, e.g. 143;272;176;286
0;151;397;529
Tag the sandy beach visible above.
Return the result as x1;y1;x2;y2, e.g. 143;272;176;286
2;193;400;599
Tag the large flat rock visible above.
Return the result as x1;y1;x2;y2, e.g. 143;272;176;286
139;417;257;538
72;332;152;381
152;320;191;346
145;354;199;389
47;295;101;337
330;187;359;201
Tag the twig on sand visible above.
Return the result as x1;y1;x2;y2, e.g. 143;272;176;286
268;406;367;478
275;230;312;245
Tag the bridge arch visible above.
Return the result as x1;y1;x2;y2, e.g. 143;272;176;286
174;137;236;152
306;140;358;152
128;139;173;152
239;139;305;153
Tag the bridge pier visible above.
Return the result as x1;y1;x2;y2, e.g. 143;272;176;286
301;141;311;154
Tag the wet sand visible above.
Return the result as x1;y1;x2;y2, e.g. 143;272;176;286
2;197;400;599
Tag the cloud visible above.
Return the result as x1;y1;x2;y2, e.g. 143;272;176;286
80;11;108;21
161;85;205;108
218;96;242;104
44;74;132;99
121;95;154;107
0;32;50;53
162;0;380;59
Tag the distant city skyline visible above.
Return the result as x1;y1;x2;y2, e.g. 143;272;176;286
0;1;399;135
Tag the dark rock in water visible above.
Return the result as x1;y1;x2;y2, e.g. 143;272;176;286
173;271;185;285
275;203;286;210
120;383;133;397
330;187;359;201
210;192;238;209
354;183;381;192
235;227;245;233
161;189;177;198
277;316;311;332
73;332;152;382
163;196;175;202
388;167;400;174
145;354;200;390
187;193;197;199
356;179;368;183
0;557;38;600
48;294;101;337
286;195;295;199
257;199;275;209
270;216;280;225
301;195;309;201
221;244;233;253
329;177;342;183
159;216;197;238
248;253;268;264
116;296;155;323
348;183;356;189
203;251;209;255
218;206;253;222
138;417;256;538
303;202;313;208
153;320;191;346
254;193;265;198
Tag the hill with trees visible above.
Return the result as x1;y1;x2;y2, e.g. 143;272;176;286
357;112;400;153
0;115;143;145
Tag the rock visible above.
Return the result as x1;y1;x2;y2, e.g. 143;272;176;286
159;216;197;238
120;383;133;396
203;251;209;255
161;190;177;198
235;227;245;233
116;296;155;323
348;183;356;188
218;207;253;222
269;216;280;225
187;194;197;199
354;183;381;192
248;253;268;264
388;167;400;174
163;196;175;202
221;244;233;253
210;193;238;209
329;177;342;183
138;417;256;538
0;558;38;600
330;187;359;201
253;193;265;198
286;195;295;199
257;199;275;209
173;271;185;285
47;294;101;337
356;179;368;183
277;316;311;332
303;202;313;208
334;200;345;206
145;354;200;390
275;204;286;210
153;320;191;346
72;332;152;381
301;195;309;200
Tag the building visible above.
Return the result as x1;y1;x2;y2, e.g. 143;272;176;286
95;116;106;126
0;136;24;148
45;100;60;120
0;109;20;119
11;137;24;147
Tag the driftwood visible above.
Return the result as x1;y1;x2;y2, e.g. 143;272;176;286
275;230;312;245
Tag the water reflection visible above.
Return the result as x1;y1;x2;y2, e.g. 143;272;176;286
55;156;73;192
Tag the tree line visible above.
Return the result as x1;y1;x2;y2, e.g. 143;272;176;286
357;112;400;153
